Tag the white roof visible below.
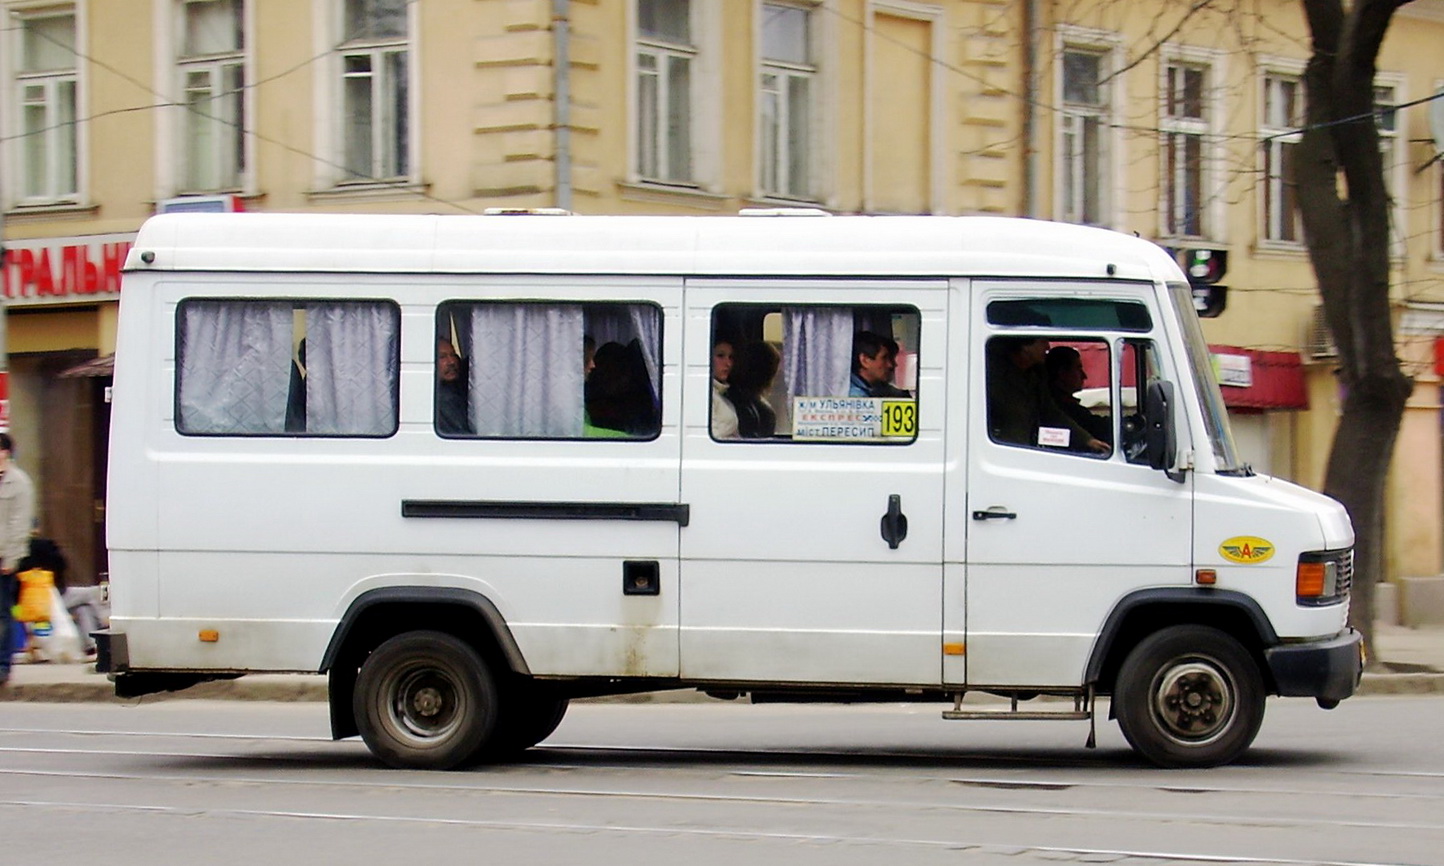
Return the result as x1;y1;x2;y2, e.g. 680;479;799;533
125;213;1185;283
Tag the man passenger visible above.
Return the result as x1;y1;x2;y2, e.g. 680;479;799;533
988;337;1107;454
436;338;473;435
849;331;910;398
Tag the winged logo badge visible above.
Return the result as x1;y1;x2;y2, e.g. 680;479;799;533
1219;536;1275;564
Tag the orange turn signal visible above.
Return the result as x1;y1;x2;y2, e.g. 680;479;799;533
1296;562;1326;598
1195;569;1217;586
199;629;219;643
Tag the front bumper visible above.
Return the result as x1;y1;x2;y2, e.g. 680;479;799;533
1264;629;1363;702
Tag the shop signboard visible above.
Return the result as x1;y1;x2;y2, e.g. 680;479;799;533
1;233;135;308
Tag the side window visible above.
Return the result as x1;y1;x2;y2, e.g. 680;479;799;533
176;299;400;437
1120;339;1165;465
709;303;919;444
982;297;1151;458
987;336;1112;456
436;301;662;440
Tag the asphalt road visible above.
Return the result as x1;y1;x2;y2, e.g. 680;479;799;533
1;695;1441;865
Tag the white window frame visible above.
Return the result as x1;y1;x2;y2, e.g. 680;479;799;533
313;0;419;190
158;0;252;196
1372;73;1406;260
1054;26;1122;229
1258;58;1306;249
631;0;711;188
3;2;85;209
1159;45;1226;242
756;1;819;202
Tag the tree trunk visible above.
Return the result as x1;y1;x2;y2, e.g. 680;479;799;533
1296;0;1413;663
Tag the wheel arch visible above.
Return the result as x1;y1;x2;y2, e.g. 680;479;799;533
1085;588;1279;695
319;586;529;741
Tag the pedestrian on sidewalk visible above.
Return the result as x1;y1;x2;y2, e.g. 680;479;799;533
0;432;36;687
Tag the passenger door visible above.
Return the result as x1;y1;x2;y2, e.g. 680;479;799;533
958;281;1194;687
678;280;949;686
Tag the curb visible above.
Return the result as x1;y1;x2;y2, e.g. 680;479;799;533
4;671;1443;703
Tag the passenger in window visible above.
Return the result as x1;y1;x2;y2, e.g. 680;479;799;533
436;338;474;435
585;340;658;437
711;339;738;438
849;331;911;398
583;335;597;379
721;341;781;439
988;337;1108;454
1044;346;1112;449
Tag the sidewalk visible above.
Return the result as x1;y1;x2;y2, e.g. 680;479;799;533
3;623;1442;703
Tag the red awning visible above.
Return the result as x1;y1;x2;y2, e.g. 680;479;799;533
1208;345;1308;411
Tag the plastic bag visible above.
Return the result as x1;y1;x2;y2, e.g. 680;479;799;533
28;587;85;663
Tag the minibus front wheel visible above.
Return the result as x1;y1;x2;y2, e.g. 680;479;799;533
1114;625;1265;768
354;630;499;770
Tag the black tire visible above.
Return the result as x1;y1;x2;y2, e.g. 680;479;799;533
473;681;570;763
354;630;498;770
1114;625;1265;769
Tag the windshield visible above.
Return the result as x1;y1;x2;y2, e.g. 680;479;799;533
1167;281;1243;473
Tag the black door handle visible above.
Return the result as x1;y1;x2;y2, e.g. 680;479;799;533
972;508;1017;520
881;494;908;549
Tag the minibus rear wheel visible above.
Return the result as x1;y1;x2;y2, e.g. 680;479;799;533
354;630;498;770
1114;625;1265;768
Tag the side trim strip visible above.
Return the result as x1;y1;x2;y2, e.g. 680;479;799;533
401;499;690;526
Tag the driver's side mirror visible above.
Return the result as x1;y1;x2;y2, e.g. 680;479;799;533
1144;380;1184;483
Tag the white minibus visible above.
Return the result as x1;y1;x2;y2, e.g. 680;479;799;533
99;212;1361;769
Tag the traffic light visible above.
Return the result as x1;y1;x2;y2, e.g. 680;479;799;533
1180;248;1227;318
1183;248;1227;284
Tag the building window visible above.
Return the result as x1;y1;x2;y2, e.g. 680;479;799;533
178;0;245;192
1059;47;1110;226
635;0;694;184
1261;73;1303;244
1162;62;1211;238
339;0;410;182
1373;83;1399;249
759;3;813;200
15;10;78;202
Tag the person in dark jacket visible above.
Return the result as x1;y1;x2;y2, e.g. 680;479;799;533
1044;345;1112;449
724;341;781;439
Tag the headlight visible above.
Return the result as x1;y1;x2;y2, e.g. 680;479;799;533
1296;549;1353;606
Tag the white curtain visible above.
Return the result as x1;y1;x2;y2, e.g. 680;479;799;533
305;302;398;435
470;304;586;437
588;304;661;398
782;307;853;404
177;301;293;434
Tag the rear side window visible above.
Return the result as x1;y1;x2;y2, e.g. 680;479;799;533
435;300;662;440
176;299;400;437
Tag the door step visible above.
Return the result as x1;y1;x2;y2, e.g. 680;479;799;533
942;688;1097;746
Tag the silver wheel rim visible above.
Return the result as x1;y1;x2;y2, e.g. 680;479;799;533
382;662;466;747
1151;657;1235;746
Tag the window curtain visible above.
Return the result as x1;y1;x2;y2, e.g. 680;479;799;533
177;301;293;433
305;302;398;435
782;307;852;404
470;304;585;437
587;304;661;400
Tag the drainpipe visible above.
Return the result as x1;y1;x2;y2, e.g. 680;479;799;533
1022;0;1039;218
552;0;573;212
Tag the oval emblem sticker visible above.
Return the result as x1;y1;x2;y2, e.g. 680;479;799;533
1219;536;1275;564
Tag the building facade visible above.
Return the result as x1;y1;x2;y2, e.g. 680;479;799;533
2;0;1443;613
